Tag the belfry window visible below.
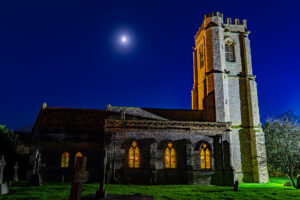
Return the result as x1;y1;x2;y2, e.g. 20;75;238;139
75;152;83;165
225;41;235;62
61;152;69;168
200;143;211;169
128;141;140;168
165;142;176;168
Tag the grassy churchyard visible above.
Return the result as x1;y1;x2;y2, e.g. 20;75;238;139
0;177;299;200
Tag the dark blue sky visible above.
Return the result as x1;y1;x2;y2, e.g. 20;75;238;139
1;0;299;129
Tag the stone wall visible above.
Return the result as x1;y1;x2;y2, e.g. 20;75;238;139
32;141;102;182
105;120;233;185
191;12;269;183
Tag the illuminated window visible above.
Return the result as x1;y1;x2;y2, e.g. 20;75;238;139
225;41;235;62
165;142;176;168
128;141;140;168
61;152;69;168
200;143;211;169
75;152;83;165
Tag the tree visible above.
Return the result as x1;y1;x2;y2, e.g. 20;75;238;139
0;124;17;180
264;112;300;188
0;124;16;154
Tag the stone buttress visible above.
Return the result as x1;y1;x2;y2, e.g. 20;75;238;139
191;12;269;183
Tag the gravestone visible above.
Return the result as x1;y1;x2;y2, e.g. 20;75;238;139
0;156;9;195
13;162;19;182
84;140;155;200
233;180;239;191
62;174;65;184
69;157;89;200
28;150;43;186
297;176;300;189
96;147;107;198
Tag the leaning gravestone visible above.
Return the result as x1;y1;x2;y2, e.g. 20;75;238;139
28;150;43;186
0;156;9;195
13;162;19;182
69;157;89;200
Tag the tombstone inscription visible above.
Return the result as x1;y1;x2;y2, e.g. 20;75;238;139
0;156;9;195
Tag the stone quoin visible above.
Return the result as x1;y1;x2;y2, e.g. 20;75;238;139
28;12;269;185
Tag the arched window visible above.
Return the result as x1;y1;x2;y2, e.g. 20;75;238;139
200;143;211;169
225;41;235;62
61;152;69;168
128;141;140;168
75;152;83;165
165;142;176;168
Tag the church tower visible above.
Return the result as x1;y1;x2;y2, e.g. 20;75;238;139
192;12;269;183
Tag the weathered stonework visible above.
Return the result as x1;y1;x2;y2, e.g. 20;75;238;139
192;12;269;183
30;12;268;185
105;119;233;185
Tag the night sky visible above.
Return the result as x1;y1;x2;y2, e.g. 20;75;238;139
1;0;299;130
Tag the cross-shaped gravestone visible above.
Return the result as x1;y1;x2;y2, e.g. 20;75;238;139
13;162;19;182
69;157;89;200
0;156;9;195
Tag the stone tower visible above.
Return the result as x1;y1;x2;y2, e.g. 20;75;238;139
191;12;269;183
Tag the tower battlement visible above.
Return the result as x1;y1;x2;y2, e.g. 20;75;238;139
196;12;248;38
204;11;223;19
191;12;269;184
224;18;247;26
203;11;247;26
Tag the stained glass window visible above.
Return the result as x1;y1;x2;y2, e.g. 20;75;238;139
225;41;235;62
61;152;69;168
75;152;83;165
200;143;211;169
128;141;140;168
165;142;176;168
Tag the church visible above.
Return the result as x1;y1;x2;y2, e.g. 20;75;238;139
28;12;269;185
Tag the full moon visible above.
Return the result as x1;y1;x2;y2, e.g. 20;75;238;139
121;36;127;43
112;28;135;54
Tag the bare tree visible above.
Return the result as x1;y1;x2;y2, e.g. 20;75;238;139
264;112;300;188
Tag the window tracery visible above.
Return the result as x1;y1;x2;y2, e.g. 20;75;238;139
128;141;140;168
165;142;176;168
225;41;235;62
200;143;211;169
61;152;69;168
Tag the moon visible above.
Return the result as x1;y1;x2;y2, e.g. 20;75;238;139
111;28;136;54
120;35;129;45
121;36;127;43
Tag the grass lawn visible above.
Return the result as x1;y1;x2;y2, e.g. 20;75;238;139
0;177;299;200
